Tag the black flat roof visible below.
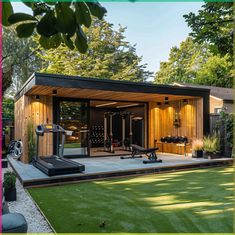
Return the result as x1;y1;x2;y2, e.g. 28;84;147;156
15;72;210;101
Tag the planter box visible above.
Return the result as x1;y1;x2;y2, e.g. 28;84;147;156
192;150;203;158
204;151;221;159
4;188;17;202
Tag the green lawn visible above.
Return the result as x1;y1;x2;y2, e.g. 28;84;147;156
28;166;233;233
64;143;81;148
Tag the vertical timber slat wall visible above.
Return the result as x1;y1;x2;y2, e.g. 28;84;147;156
14;95;53;163
148;98;203;149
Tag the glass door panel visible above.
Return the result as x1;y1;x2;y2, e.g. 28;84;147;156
59;100;89;157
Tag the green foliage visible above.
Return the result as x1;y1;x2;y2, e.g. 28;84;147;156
2;98;14;120
3;1;107;53
195;54;233;87
36;18;152;82
27;120;36;163
3;171;16;190
3;27;43;96
203;134;220;153
184;2;233;56
154;37;233;87
216;110;234;148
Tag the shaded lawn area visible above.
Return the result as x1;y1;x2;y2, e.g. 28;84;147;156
28;166;233;233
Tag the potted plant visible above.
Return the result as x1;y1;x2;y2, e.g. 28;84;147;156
203;134;220;159
3;171;17;201
192;139;203;158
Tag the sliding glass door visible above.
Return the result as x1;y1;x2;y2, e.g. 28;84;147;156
54;98;89;157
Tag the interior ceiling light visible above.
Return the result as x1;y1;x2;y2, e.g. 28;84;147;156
96;102;117;107
132;116;143;121
116;103;139;109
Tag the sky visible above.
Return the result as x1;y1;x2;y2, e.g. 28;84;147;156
12;1;203;78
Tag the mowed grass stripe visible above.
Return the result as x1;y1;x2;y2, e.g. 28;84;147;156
28;166;233;233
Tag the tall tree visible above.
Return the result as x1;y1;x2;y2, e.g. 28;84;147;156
155;38;210;84
196;54;233;88
154;37;233;88
36;19;152;82
184;2;233;56
3;27;43;97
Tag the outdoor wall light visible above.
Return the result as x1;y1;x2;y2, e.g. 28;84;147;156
183;99;188;104
52;90;57;96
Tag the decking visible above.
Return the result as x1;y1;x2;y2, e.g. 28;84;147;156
9;154;233;188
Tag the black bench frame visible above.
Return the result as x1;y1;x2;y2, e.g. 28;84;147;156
121;144;162;164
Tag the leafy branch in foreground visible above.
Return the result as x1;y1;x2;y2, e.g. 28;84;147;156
2;1;107;53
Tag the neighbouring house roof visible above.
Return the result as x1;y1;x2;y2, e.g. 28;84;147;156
173;82;234;102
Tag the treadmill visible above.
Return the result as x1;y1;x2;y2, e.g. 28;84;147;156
32;124;85;176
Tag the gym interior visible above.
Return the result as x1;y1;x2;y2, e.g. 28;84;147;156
56;99;147;157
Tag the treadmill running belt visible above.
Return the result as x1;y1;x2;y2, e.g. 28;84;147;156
42;158;78;169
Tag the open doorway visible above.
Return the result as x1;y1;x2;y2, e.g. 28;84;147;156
89;100;147;157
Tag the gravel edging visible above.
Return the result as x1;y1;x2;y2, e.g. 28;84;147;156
3;167;54;233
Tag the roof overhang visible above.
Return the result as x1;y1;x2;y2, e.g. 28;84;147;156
15;73;210;102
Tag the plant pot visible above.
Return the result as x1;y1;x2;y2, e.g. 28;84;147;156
2;159;8;168
204;151;221;159
4;187;17;201
192;150;203;158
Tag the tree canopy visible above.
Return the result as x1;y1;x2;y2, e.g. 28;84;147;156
3;1;107;53
154;37;233;88
36;18;152;82
3;27;43;96
183;2;233;56
155;2;233;88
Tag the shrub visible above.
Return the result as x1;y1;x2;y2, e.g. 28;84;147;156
3;171;16;190
203;134;220;153
27;120;36;163
192;139;203;151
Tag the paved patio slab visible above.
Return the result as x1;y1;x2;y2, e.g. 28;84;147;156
8;154;233;187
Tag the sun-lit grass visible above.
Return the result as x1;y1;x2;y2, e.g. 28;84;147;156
28;166;234;233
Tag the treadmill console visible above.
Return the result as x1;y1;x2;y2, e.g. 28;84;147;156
36;124;65;136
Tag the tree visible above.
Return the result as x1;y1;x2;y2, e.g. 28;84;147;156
36;19;152;82
155;38;210;84
2;98;14;120
184;2;233;56
3;27;43;96
196;54;233;88
3;1;107;53
154;37;233;87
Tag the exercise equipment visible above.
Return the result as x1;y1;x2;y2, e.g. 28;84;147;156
103;112;115;153
32;124;85;176
7;139;23;160
121;144;162;164
103;111;144;154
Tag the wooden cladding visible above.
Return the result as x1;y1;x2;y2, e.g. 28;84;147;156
148;98;203;149
14;95;53;163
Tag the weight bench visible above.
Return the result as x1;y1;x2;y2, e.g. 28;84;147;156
121;144;162;164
